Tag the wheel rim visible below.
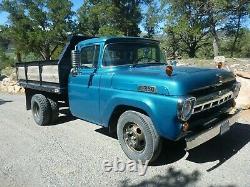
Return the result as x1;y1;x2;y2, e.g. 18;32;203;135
32;102;40;119
123;122;146;152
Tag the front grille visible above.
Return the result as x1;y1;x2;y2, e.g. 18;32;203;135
187;80;236;131
188;99;234;131
193;91;234;114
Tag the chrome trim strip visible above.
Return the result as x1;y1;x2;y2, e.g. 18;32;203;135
185;108;241;150
192;91;234;114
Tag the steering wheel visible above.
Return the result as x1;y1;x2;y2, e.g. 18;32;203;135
134;56;159;64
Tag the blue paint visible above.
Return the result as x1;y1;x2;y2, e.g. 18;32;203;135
68;37;236;140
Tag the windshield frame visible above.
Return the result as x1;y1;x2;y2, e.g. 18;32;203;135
101;42;164;68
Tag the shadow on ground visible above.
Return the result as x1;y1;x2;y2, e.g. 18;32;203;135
187;122;250;171
120;167;201;187
95;123;250;169
95;127;118;139
0;99;12;106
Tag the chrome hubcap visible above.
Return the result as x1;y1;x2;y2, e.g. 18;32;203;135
123;123;146;152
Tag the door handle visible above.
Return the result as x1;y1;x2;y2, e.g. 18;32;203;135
88;72;95;87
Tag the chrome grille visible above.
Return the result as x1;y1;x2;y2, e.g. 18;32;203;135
192;91;234;114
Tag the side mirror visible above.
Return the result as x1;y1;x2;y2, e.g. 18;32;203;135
71;49;80;75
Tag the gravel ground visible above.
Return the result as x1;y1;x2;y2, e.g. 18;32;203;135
0;93;249;187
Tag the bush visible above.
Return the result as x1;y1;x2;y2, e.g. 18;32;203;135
0;48;15;72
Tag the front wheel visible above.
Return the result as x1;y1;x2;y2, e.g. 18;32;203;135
117;111;162;164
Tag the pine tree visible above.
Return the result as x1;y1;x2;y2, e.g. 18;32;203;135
0;0;75;61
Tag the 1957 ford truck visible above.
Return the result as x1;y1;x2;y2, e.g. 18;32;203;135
16;36;241;163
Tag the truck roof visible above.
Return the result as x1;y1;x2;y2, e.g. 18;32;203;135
77;36;159;46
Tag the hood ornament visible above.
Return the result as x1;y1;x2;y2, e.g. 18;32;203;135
166;65;173;76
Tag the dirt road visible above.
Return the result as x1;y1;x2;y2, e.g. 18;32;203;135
0;93;249;186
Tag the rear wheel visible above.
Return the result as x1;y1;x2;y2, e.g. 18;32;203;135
117;110;162;163
31;94;51;126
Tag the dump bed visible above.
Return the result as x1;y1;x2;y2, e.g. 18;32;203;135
16;36;94;95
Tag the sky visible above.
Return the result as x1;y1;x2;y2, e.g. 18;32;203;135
0;0;82;25
0;0;249;29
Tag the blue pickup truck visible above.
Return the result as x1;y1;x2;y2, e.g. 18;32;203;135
16;36;241;163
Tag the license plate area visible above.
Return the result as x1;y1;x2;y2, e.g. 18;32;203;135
220;120;230;135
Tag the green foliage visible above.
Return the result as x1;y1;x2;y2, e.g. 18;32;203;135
0;0;75;61
143;0;160;38
0;0;249;66
162;0;210;58
161;0;250;58
0;48;14;71
78;0;142;36
221;28;250;58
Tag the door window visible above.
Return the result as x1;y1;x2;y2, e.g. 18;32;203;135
80;45;100;68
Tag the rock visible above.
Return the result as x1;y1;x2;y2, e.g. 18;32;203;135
2;77;11;86
20;87;25;93
7;86;15;93
9;81;16;86
236;76;250;110
235;70;250;79
14;85;21;93
230;64;240;68
214;56;226;63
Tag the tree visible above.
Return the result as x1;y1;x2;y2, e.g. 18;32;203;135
161;27;180;59
78;0;143;36
162;0;210;58
116;0;142;36
0;0;75;61
201;0;227;57
225;0;249;57
143;0;160;38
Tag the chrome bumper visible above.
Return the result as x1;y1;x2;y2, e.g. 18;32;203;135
185;108;241;150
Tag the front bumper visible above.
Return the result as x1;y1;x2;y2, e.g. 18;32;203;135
185;108;241;150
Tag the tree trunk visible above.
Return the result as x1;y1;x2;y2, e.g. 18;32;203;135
230;35;238;58
16;51;22;63
44;46;51;61
209;10;220;57
188;46;196;58
230;15;242;57
213;37;219;57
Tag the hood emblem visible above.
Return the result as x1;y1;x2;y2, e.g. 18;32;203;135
138;85;157;93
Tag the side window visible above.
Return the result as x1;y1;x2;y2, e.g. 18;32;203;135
80;45;100;68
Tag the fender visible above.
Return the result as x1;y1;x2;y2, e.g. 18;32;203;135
100;89;183;140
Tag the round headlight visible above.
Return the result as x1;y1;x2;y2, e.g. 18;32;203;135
177;97;196;121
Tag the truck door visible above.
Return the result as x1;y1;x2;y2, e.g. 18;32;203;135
68;45;101;124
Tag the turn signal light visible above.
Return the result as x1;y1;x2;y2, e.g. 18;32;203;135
166;65;173;76
218;62;223;69
182;122;189;132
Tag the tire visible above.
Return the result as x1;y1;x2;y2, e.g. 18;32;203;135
48;98;59;123
31;94;51;126
117;110;162;164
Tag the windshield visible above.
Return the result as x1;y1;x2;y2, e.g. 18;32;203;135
103;43;164;66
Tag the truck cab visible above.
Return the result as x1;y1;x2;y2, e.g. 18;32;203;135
17;36;241;163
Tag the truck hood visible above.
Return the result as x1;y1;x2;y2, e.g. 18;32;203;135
111;65;236;96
